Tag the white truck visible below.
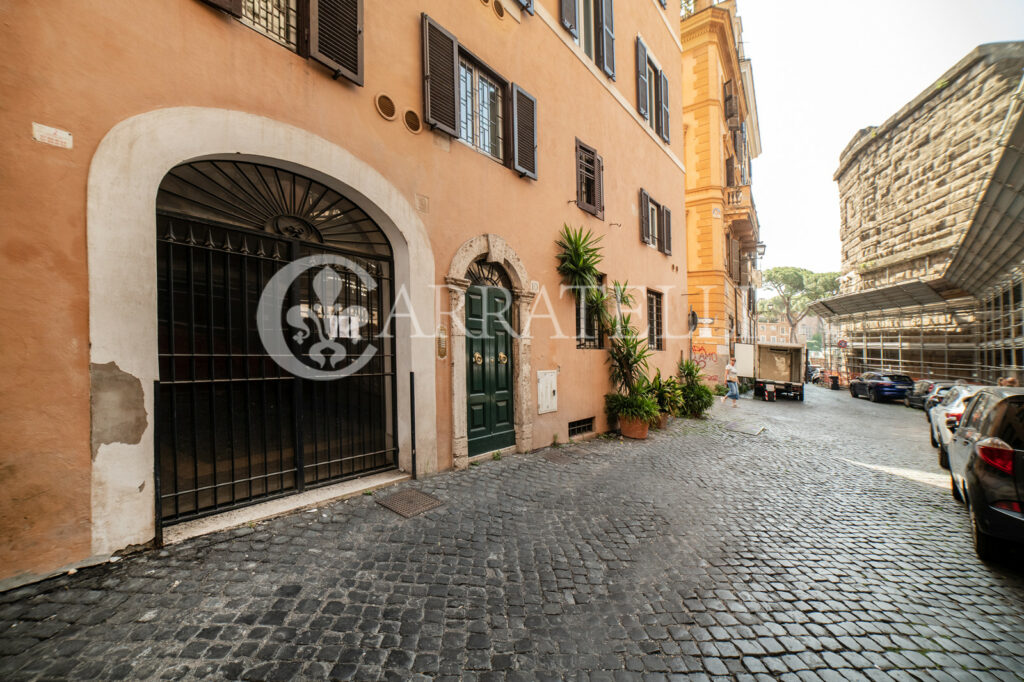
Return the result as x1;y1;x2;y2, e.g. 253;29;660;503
734;342;806;402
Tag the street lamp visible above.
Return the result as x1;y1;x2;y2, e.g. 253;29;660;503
755;241;766;258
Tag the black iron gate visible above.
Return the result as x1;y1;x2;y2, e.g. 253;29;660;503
155;161;397;525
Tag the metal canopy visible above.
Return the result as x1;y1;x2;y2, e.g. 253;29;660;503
808;279;947;317
943;110;1024;296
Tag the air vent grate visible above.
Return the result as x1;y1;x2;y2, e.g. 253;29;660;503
493;0;505;18
404;110;423;134
375;93;397;120
568;417;595;437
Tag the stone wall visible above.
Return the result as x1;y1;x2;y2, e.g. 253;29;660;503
835;43;1024;294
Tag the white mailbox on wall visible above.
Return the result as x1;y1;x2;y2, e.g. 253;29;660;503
537;370;558;414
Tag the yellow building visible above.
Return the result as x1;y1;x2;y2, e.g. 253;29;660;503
680;0;762;383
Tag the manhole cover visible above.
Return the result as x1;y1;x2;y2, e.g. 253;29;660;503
376;489;443;518
723;421;764;436
542;451;572;464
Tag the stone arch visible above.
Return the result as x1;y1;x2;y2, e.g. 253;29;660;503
87;107;437;556
445;234;535;469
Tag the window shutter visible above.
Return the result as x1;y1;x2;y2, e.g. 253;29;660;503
310;0;363;86
658;70;670;143
560;0;578;37
640;189;650;244
661;206;672;255
511;84;538;180
199;0;242;17
514;0;535;15
595;154;605;220
422;14;460;138
595;0;615;79
635;38;649;118
730;238;740;281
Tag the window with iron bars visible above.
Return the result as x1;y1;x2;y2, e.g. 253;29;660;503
647;290;663;351
240;0;299;50
459;58;505;163
576;276;606;349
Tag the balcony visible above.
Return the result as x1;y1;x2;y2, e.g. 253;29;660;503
725;184;759;248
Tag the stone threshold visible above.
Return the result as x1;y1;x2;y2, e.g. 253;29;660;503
161;470;411;546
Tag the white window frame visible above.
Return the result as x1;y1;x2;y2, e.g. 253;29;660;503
458;59;505;164
575;0;596;59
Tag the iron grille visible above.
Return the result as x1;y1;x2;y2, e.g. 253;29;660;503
647;290;664;351
240;0;299;50
568;417;594;437
155;162;397;525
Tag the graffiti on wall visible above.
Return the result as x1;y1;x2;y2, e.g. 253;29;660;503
692;344;718;371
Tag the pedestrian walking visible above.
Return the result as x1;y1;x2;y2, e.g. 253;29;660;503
1005;376;1019;387
722;356;740;408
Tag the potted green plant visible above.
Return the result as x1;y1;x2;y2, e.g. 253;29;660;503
677;359;715;418
648;370;683;428
605;392;660;438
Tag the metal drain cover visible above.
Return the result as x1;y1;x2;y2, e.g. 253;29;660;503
542;451;572;464
376;489;443;518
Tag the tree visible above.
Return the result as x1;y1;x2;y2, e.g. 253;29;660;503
757;296;785;322
761;267;839;342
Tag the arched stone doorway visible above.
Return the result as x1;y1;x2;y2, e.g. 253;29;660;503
87;108;436;556
154;160;398;524
446;235;534;469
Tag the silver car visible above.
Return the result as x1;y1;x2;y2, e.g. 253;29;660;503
931;385;983;468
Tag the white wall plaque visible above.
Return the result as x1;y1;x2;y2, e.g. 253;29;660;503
32;122;73;149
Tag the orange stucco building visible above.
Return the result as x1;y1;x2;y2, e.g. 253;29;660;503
680;0;762;383
0;0;690;588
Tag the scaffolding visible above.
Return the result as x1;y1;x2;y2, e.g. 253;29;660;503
818;274;1024;385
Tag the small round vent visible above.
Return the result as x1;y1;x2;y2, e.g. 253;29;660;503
479;0;490;4
375;93;397;121
493;0;505;19
403;110;422;134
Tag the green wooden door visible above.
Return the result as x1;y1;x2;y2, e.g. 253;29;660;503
466;285;516;456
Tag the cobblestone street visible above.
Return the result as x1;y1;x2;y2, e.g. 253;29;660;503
2;386;1024;681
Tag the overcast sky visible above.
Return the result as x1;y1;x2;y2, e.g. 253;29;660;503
737;0;1024;276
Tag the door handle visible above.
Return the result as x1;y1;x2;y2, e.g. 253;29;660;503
473;352;483;365
498;352;508;365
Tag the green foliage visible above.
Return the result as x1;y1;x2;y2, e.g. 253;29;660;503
761;267;840;341
645;369;684;415
555;225;603;296
492;451;502;460
807;331;823;352
607;323;651;395
712;383;728;396
676;359;715;418
757;296;785;322
604;392;660;424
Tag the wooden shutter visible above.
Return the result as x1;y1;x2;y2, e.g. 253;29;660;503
560;0;578;37
422;14;460;137
310;0;363;86
730;237;740;281
511;84;538;180
514;0;535;15
635;38;649;118
595;0;615;79
658;70;670;143
661;206;672;255
199;0;242;17
640;189;650;244
595;154;605;220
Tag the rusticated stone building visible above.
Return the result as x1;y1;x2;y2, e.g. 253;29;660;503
811;42;1024;381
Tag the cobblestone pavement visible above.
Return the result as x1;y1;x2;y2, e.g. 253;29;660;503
3;386;1024;681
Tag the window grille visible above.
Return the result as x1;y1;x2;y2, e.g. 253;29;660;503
568;417;595;437
576;276;605;349
241;0;299;50
647;290;664;351
458;60;505;162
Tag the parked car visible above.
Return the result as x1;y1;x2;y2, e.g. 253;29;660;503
806;364;820;383
906;380;952;410
848;372;915;402
924;383;956;421
945;387;1024;561
931;385;983;467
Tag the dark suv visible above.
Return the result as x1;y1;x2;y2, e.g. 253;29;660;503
946;387;1024;561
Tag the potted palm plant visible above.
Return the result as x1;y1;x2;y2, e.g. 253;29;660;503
648;370;683;428
603;285;658;438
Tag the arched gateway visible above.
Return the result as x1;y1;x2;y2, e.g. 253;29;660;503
154;161;397;523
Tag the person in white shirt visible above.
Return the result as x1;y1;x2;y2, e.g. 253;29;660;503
722;357;740;407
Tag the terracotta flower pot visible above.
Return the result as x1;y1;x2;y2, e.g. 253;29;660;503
619;415;650;439
658;412;670;430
